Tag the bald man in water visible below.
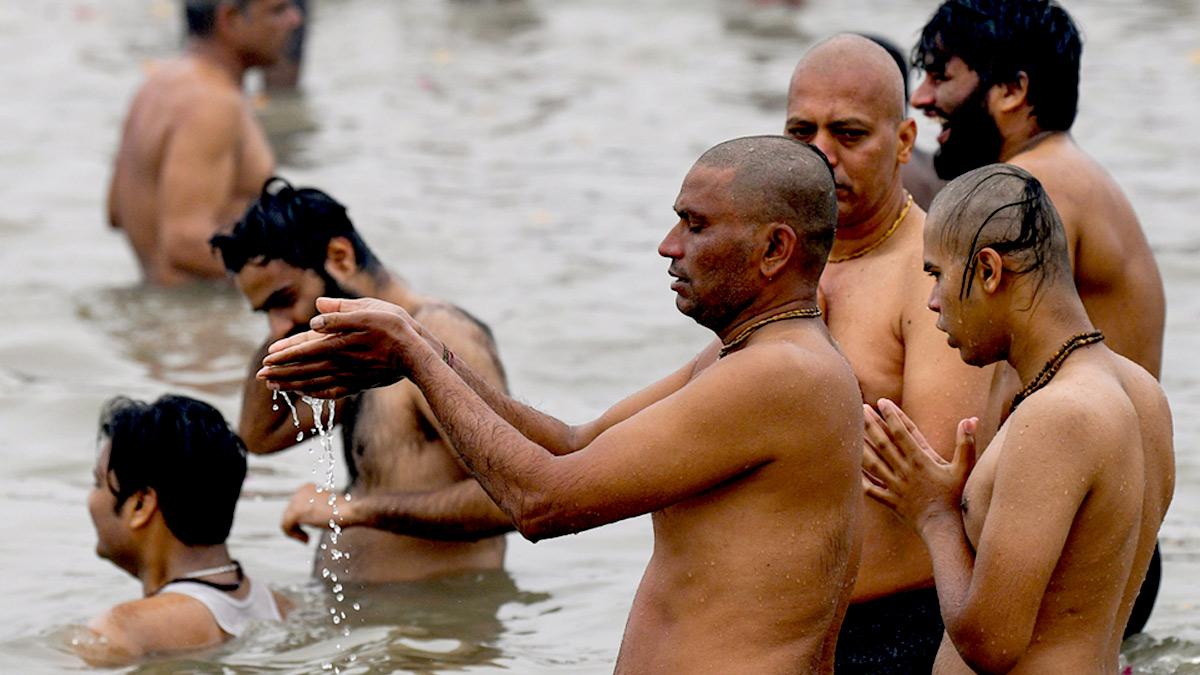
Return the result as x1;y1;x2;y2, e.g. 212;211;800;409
107;1;302;285
862;164;1173;673
260;136;864;673
785;35;993;672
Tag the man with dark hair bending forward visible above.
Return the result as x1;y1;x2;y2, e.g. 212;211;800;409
861;165;1174;673
76;395;287;667
259;136;864;672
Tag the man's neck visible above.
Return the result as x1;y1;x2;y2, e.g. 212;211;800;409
138;541;236;597
997;116;1062;162
370;272;424;315
829;180;911;261
716;293;822;346
1005;292;1096;387
186;39;248;87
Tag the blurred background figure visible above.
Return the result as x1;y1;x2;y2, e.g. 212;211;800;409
107;0;302;285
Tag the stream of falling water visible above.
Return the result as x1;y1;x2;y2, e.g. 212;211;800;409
273;390;358;672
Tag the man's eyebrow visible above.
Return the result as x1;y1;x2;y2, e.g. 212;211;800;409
676;208;707;224
829;118;871;128
785;116;813;127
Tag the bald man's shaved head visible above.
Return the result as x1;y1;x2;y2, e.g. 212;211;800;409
928;163;1071;300
696;135;838;269
791;34;907;123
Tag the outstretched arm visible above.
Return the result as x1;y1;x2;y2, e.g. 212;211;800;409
261;298;774;542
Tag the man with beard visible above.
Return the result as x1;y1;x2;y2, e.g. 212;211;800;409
257;137;865;673
108;1;303;285
862;165;1173;673
785;35;993;672
211;178;514;583
910;0;1166;634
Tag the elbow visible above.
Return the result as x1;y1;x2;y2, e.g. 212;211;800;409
949;620;1028;674
510;491;572;543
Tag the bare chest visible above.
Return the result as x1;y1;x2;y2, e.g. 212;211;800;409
820;264;907;404
961;429;1007;549
345;384;465;492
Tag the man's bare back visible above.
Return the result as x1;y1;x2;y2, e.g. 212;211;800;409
1011;134;1165;376
109;57;273;285
934;349;1172;673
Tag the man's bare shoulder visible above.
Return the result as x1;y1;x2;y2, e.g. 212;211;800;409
714;333;858;418
1009;138;1134;224
81;593;224;665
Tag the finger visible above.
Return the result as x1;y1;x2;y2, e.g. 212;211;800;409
882;398;935;454
310;309;382;334
266;329;325;356
862;476;898;510
316;296;401;316
861;444;898;486
953;417;979;476
281;513;310;544
259;359;346;383
864;404;905;472
877;399;929;463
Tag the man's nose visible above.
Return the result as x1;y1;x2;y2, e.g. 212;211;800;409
811;132;838;168
911;75;935;109
658;225;682;259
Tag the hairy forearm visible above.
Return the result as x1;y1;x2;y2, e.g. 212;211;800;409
348;480;515;541
442;344;579;455
410;345;567;540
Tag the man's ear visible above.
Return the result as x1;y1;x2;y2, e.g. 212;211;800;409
762;224;798;279
990;72;1030;115
897;118;917;165
125;489;158;530
214;2;246;37
974;248;1005;294
324;237;359;283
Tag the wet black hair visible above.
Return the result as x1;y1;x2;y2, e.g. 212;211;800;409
913;0;1082;132
211;177;381;276
98;395;247;547
931;164;1070;301
184;0;253;38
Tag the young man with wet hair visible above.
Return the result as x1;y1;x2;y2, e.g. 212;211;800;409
785;34;993;673
862;164;1173;673
107;0;303;285
77;395;285;667
257;136;865;673
910;0;1167;633
211;178;515;583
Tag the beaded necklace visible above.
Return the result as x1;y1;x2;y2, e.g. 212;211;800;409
1009;331;1104;414
718;307;823;359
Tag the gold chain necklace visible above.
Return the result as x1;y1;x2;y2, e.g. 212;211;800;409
1009;330;1104;414
828;192;913;264
718;307;823;359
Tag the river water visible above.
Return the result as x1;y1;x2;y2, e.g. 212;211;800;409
0;0;1197;673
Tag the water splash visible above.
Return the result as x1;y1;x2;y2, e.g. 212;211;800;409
276;391;357;673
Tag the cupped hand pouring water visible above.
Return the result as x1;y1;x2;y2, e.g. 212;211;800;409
257;297;441;399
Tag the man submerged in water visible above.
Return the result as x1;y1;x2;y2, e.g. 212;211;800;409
909;0;1168;632
862;164;1174;673
107;0;302;285
77;395;286;666
211;178;513;583
259;136;865;673
784;34;993;673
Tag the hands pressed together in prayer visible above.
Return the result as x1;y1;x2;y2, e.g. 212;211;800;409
257;297;442;399
860;398;978;534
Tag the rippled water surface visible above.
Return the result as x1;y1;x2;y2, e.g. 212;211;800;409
1;0;1198;672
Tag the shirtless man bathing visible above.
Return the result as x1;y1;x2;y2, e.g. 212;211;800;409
259;137;864;672
108;0;302;285
211;179;513;583
862;164;1174;673
784;35;993;672
909;0;1168;633
77;395;286;666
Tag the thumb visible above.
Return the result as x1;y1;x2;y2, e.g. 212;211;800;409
953;417;978;477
